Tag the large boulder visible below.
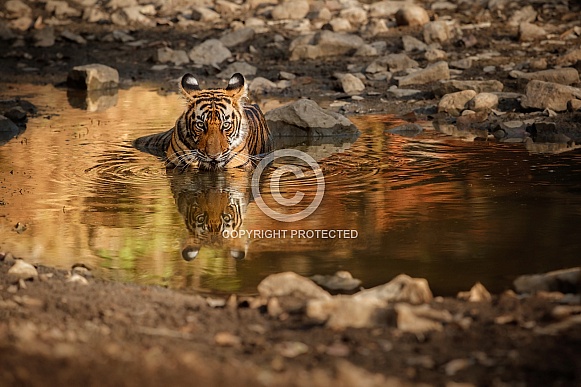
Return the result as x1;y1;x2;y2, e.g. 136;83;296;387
265;99;359;136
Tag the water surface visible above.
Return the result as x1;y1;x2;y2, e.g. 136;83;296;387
1;85;581;296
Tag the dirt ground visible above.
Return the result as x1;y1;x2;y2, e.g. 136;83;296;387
1;0;581;386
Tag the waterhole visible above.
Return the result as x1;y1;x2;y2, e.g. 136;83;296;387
1;85;581;295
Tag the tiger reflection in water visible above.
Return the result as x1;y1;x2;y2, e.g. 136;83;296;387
169;170;250;261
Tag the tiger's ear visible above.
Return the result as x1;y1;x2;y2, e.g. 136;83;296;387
181;73;200;95
225;73;247;100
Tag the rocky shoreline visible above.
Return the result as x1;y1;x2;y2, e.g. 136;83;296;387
1;254;580;386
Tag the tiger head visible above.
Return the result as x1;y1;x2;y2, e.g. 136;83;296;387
171;73;250;170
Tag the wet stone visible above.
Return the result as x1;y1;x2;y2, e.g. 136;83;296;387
265;99;359;136
385;123;423;137
67;64;119;90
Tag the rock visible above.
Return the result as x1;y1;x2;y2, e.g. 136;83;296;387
465;92;499;112
508;5;537;27
33;27;55;47
444;358;472;376
518;22;546;42
290;31;364;60
521;80;581;112
214;332;241;347
395;5;430;27
310;271;362;291
306;296;387;329
275;341;309;358
340;73;365;95
514;267;580;294
354;44;378;57
568;99;581;112
457;282;492;302
368;1;407;18
340;7;367;26
384;53;419;72
395;303;452;333
387;86;421;98
509;68;580;86
188;39;232;67
257;272;332;300
154;47;189;66
0;115;20;143
402;35;428;52
191;6;220;22
385;123;423;137
249;77;278;94
219;27;255;48
5;0;32;17
353;274;433;305
434;80;504;96
329;18;353;33
423;21;454;44
66;273;89;285
216;62;257;79
215;0;242;15
46;1;81;18
61;30;87;44
9;16;32;31
557;48;581;67
67;64;119;90
493;120;529;142
450;58;473;70
438;90;477;116
265;99;359;136
425;48;447;62
8;260;38;280
83;7;109;23
398;61;450;87
271;0;309;20
364;19;389;37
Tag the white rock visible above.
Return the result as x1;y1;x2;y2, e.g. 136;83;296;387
340;73;365;95
340;7;367;26
395;5;430;27
188;39;232;66
457;282;492;302
423;21;454;44
424;48;447;62
518;22;546;42
67;273;89;285
257;272;332;300
438;90;477;116
521;80;581;112
154;47;189;66
329;18;353;32
5;0;32;17
46;1;82;18
369;1;409;18
249;77;278;94
353;274;433;305
402;35;428;52
290;31;364;60
465;92;499;112
307;296;387;329
271;0;309;20
509;68;580;86
220;27;255;48
398;61;450;87
8;260;38;280
396;303;452;333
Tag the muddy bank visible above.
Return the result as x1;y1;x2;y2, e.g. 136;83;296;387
1;258;580;386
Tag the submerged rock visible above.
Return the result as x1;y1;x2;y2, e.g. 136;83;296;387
265;99;359;137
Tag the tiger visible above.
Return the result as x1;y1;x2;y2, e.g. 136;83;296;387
169;170;250;261
134;72;272;170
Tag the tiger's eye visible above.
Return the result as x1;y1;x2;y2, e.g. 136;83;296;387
195;121;205;130
222;121;232;130
222;214;231;222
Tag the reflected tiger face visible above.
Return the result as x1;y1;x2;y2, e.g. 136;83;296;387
176;185;248;262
